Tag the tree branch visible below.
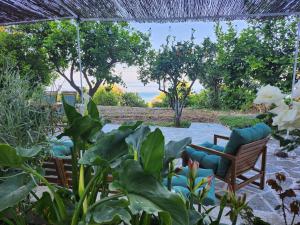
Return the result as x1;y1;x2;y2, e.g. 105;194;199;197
54;63;81;94
89;79;104;96
83;70;92;90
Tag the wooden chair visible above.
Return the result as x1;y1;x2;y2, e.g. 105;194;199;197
43;157;113;188
182;134;269;193
43;158;72;187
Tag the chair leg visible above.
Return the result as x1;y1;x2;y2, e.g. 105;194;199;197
260;147;267;190
181;151;189;167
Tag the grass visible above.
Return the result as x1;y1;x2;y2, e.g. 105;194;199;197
144;120;191;128
218;115;261;129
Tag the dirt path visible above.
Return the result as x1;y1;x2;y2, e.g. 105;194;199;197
98;106;251;123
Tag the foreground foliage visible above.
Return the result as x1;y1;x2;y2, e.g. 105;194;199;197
0;99;270;225
0;57;55;147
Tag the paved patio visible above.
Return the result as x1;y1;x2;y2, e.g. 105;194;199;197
104;122;300;224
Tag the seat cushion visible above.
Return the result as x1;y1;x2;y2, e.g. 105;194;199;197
217;122;271;177
185;142;224;173
200;155;220;173
51;140;73;158
163;167;216;206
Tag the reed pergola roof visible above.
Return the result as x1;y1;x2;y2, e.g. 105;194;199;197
1;0;300;25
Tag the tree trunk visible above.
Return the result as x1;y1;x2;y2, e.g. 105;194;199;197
174;100;182;127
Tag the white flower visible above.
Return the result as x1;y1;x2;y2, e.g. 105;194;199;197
254;85;286;106
269;101;289;115
271;101;300;131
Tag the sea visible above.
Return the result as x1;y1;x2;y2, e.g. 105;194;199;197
138;92;159;103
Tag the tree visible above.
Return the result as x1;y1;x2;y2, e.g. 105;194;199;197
0;26;53;86
139;35;205;127
207;18;297;110
247;18;297;91
198;37;223;108
18;21;151;97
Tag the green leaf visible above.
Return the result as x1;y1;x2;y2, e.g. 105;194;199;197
79;128;133;165
188;210;207;225
125;125;151;152
140;128;164;179
113;160;188;225
163;137;192;171
159;211;172;225
62;97;82;124
86;199;131;224
0;144;23;167
58;116;102;141
16;146;42;158
118;121;143;131
87;99;99;119
0;174;36;211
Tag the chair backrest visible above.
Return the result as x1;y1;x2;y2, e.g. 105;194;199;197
43;158;72;187
44;157;114;188
234;136;269;176
44;91;58;105
62;91;77;107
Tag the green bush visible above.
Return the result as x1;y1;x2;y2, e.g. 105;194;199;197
218;115;261;129
121;92;146;107
219;86;256;111
93;86;121;106
186;90;210;108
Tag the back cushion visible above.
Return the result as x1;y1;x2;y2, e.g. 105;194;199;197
217;123;271;177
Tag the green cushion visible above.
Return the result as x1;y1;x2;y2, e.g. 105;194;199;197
185;142;224;173
185;146;207;162
163;167;216;206
51;140;73;158
199;141;225;153
200;155;220;173
217;123;271;177
52;145;70;157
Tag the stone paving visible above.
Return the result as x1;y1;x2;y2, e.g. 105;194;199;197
103;122;300;224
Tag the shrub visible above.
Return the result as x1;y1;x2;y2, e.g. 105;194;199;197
93;86;122;106
0;57;54;147
186;90;210;108
150;92;169;108
219;86;256;111
121;92;146;107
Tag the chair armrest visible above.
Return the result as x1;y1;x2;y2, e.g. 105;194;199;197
188;144;236;161
214;134;230;145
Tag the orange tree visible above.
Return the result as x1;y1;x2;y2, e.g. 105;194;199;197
139;35;206;127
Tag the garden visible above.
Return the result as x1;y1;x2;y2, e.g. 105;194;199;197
1;1;300;225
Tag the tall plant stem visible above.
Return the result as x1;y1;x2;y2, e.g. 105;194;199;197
281;197;288;225
167;161;174;191
71;169;103;225
71;142;79;200
290;213;296;225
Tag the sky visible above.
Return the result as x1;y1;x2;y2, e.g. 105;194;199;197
48;20;247;99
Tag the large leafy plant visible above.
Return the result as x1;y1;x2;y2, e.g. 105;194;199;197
0;99;195;225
